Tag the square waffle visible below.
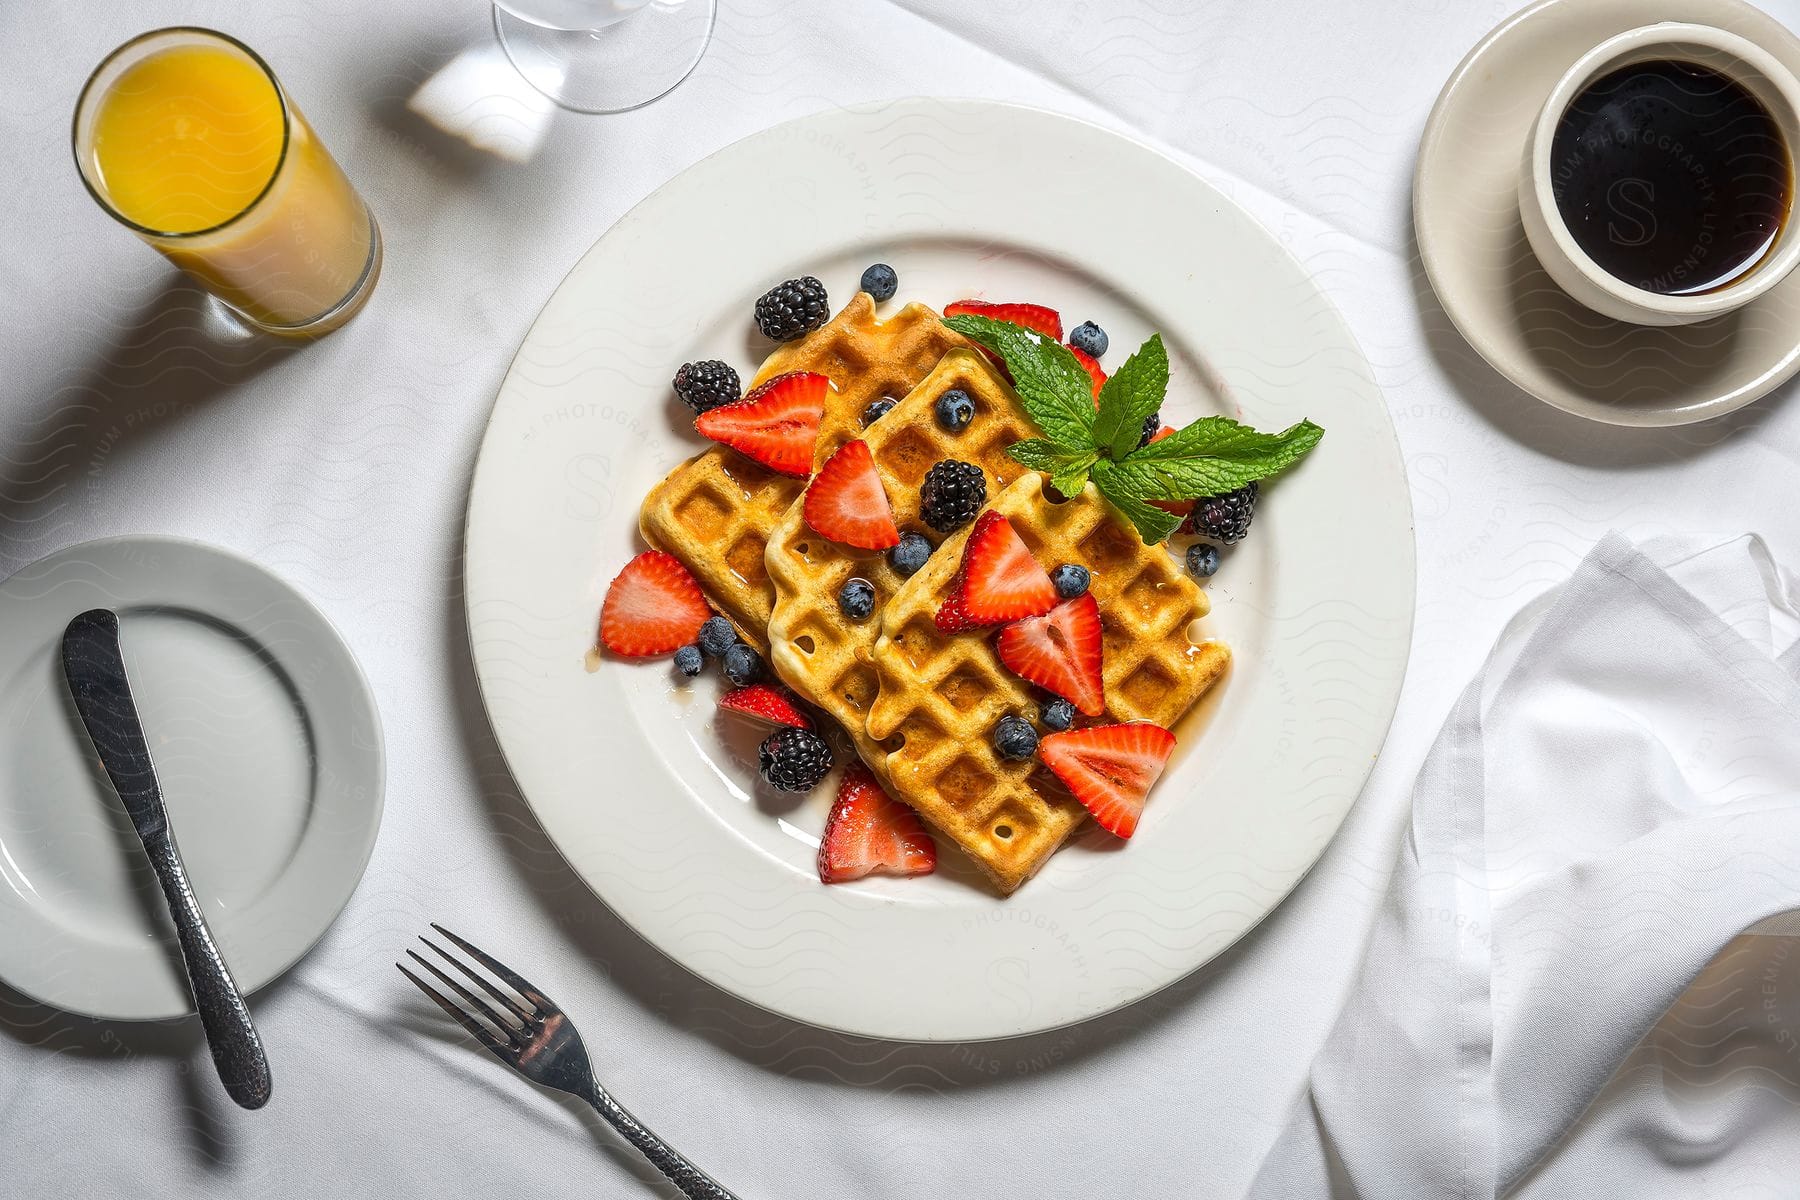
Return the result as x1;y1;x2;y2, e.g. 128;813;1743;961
638;293;970;648
865;472;1232;893
763;349;1036;776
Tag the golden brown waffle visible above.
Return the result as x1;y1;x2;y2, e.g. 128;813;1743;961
639;293;970;647
866;473;1232;893
764;349;1037;778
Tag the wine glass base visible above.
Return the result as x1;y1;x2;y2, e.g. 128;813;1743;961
493;0;717;114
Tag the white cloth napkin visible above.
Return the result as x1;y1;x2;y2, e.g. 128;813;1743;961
1248;532;1800;1199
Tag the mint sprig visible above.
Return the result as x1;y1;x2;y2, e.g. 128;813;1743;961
944;312;1325;544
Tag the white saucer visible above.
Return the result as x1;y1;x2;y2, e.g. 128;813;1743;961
0;536;384;1020
1415;0;1800;427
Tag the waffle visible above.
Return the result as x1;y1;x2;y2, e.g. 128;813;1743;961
639;293;970;648
866;472;1231;893
764;349;1037;778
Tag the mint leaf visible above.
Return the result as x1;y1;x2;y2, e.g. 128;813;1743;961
945;314;1095;450
1090;460;1183;543
1113;417;1324;499
1008;439;1098;496
1092;334;1170;460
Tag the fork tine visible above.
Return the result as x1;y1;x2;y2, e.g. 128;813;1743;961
404;950;523;1042
419;935;535;1026
397;963;518;1063
430;923;553;1010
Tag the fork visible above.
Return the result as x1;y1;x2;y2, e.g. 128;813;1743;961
399;924;741;1200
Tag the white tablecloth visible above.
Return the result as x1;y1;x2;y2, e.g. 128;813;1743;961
5;1;1800;1195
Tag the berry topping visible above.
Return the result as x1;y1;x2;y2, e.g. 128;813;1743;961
935;511;1058;633
996;593;1105;716
943;299;1063;341
1050;563;1090;599
1069;320;1109;357
1069;345;1106;401
803;439;901;551
859;263;898;302
888;532;933;577
671;359;741;415
818;763;937;883
920;459;986;533
674;645;704;677
718;683;812;730
723;643;764;687
697;615;737;658
1186;481;1259;544
993;714;1040;762
754;275;829;341
935;388;974;432
1038;722;1176;839
1186;543;1221;578
694;371;829;478
600;551;710;657
861;397;898;426
1138;410;1161;449
759;727;833;792
838;577;876;620
1040;697;1077;732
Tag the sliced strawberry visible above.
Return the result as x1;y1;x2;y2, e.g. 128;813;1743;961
718;684;812;730
802;439;900;550
1069;345;1107;402
1038;722;1176;838
600;550;710;657
996;594;1105;716
944;299;1063;341
1145;425;1194;520
818;763;937;883
694;371;829;478
935;511;1058;633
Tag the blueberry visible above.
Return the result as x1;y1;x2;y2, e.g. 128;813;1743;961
1050;564;1090;599
888;532;932;577
1040;697;1076;732
838;577;876;620
862;397;898;426
673;645;704;677
860;263;898;302
993;714;1039;761
698;615;736;658
1186;542;1221;579
1070;321;1108;357
723;643;763;686
935;388;975;433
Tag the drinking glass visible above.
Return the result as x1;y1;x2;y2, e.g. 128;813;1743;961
493;0;718;113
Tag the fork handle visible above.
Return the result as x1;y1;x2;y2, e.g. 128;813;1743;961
580;1080;740;1200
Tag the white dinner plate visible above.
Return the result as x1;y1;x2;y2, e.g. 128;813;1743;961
465;99;1414;1041
0;536;384;1020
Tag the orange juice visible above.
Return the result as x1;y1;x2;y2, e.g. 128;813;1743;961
75;30;380;335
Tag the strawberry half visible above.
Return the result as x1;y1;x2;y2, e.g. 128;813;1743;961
996;593;1105;716
600;550;711;657
718;684;812;730
1038;722;1176;839
1145;425;1194;520
818;763;937;883
694;371;829;478
1069;345;1107;401
935;511;1058;633
944;299;1063;341
802;439;900;550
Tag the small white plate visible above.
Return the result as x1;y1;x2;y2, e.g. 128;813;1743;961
1415;0;1800;427
0;536;384;1020
465;99;1414;1041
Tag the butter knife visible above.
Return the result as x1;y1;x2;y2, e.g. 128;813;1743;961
61;608;273;1110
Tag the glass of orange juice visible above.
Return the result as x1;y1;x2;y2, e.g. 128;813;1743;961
73;27;381;338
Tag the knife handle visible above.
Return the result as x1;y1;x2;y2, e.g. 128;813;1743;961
140;828;273;1110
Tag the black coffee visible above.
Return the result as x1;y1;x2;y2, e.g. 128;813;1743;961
1549;59;1791;295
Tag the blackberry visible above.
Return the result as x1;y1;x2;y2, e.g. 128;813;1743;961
993;714;1039;761
1040;697;1076;732
671;360;741;415
1187;481;1259;544
1069;321;1109;357
673;645;704;677
1138;410;1162;448
935;388;974;433
723;643;764;686
697;615;736;658
759;727;833;792
860;262;898;302
754;275;829;341
889;531;932;577
1050;564;1089;599
1186;543;1221;578
838;577;876;620
920;460;985;533
862;397;898;426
